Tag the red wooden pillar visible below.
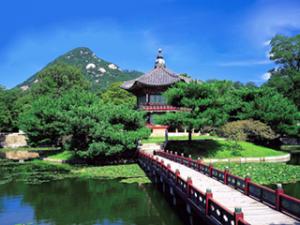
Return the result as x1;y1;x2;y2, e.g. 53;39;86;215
167;164;171;178
234;207;244;224
275;184;284;211
244;175;251;195
209;163;213;177
175;169;180;184
160;159;164;166
205;188;213;216
197;157;202;172
187;176;193;196
224;167;229;185
181;153;184;165
188;155;192;167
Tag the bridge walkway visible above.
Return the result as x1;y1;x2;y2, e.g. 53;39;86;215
154;153;300;225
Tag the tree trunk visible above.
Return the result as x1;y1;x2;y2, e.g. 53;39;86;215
188;129;192;142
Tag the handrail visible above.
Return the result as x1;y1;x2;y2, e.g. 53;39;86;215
155;150;300;221
139;151;250;225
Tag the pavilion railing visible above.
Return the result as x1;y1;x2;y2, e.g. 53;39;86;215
139;151;250;225
155;150;300;221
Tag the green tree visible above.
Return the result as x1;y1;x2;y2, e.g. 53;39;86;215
265;34;300;109
0;86;11;132
219;120;276;142
0;86;22;132
228;87;300;136
160;82;230;141
19;90;150;157
18;95;67;146
30;63;90;98
101;82;136;108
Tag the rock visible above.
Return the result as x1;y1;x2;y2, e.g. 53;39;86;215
0;133;27;148
98;67;106;73
86;63;96;70
108;64;117;70
20;85;29;91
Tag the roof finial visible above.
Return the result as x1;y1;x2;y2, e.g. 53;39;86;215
155;48;166;68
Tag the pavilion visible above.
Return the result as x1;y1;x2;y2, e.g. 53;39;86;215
121;49;190;135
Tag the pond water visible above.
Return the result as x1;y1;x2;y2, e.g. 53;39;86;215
0;179;186;225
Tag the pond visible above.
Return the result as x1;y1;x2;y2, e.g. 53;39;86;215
0;179;187;225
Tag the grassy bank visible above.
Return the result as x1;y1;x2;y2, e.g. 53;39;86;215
164;139;285;159
46;151;74;160
214;162;300;185
0;146;59;152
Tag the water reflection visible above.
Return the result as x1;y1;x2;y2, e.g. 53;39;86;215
0;179;185;225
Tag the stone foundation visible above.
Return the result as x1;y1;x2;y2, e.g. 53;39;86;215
0;151;39;161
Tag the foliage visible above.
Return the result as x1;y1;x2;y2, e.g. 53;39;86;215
19;90;150;158
160;81;231;140
153;111;189;130
29;63;90;97
0;159;149;185
281;145;300;152
0;86;22;132
74;164;149;182
161;80;299;137
228;86;300;136
18;47;142;90
101;82;136;107
265;34;300;109
18;95;67;146
214;162;300;185
219;120;276;142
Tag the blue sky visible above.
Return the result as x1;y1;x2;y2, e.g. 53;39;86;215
1;0;300;88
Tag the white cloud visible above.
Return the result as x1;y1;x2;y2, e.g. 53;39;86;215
218;59;271;67
245;1;300;45
262;72;271;80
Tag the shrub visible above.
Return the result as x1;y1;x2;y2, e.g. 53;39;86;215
219;120;276;142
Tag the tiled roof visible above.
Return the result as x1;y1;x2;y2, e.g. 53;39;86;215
121;67;189;90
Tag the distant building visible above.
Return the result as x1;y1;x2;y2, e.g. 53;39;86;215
121;49;190;135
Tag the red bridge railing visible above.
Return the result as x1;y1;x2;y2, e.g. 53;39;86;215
139;151;250;225
155;150;300;220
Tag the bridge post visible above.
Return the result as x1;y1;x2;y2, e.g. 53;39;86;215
160;159;164;166
175;169;180;184
187;176;192;196
205;188;213;216
224;166;229;185
234;207;244;225
275;183;284;211
209;163;213;177
167;163;171;178
188;155;192;167
244;174;251;195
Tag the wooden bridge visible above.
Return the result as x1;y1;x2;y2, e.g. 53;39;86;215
138;150;300;225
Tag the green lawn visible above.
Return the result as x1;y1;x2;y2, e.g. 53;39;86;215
0;146;59;152
46;151;74;160
146;135;286;159
166;140;285;159
142;135;220;143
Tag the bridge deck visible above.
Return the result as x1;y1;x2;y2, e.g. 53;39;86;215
155;155;300;225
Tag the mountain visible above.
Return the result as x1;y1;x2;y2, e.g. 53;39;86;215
17;47;143;90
